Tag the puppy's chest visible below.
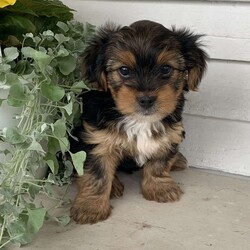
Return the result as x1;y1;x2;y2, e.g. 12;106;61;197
119;119;170;166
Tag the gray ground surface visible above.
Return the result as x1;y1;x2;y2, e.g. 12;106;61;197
9;168;250;250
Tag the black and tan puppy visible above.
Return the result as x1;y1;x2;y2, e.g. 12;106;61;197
70;20;208;224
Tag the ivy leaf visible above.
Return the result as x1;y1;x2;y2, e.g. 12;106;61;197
48;135;68;154
0;64;11;73
44;182;54;197
63;160;73;178
47;173;57;184
55;33;70;44
26;207;46;235
27;183;41;201
52;119;66;138
33;51;52;71
0;202;22;217
69;151;86;176
42;30;54;37
58;137;69;154
8;83;34;107
44;152;59;174
41;82;65;101
73;40;86;53
57;21;69;33
21;47;36;58
8;81;21;95
57;54;76;75
47;137;60;154
4;47;19;62
57;47;69;57
56;215;70;226
7;219;27;246
0;73;6;86
45;159;55;174
71;81;89;93
6;72;22;85
28;140;45;154
3;127;26;144
7;96;25;107
62;101;73;115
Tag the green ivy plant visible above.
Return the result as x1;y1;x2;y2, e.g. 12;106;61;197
0;20;95;247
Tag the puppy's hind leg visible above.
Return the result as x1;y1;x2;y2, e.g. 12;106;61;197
170;152;188;171
110;175;124;199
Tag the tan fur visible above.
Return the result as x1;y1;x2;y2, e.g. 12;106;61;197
165;122;185;145
107;50;136;71
187;67;203;91
116;50;136;69
142;158;183;202
157;50;185;70
141;148;187;202
110;175;124;198
156;84;179;116
171;152;188;171
70;172;112;224
112;85;138;115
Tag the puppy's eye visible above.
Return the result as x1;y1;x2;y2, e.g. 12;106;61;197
160;65;172;78
119;66;131;78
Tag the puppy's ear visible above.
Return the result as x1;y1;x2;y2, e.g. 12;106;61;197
173;28;208;91
81;24;120;91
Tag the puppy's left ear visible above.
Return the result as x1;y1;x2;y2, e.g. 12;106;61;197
81;24;120;91
174;29;208;91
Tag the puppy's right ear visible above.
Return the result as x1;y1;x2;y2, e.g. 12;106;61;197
81;24;120;91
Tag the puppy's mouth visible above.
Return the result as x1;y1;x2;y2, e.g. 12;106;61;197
138;106;156;116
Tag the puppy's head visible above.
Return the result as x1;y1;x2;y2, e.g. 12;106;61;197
82;20;208;121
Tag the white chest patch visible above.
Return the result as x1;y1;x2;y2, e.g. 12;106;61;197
118;116;166;166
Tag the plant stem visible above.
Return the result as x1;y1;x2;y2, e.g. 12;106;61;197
0;216;6;248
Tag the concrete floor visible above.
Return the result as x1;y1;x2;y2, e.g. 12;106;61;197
10;168;250;250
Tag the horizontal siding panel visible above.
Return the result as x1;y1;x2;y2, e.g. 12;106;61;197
63;0;250;61
184;60;250;121
65;0;250;38
181;114;250;176
207;36;250;62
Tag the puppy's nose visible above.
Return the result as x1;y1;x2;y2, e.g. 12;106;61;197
137;96;156;109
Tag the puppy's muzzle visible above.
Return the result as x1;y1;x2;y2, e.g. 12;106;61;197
137;95;156;109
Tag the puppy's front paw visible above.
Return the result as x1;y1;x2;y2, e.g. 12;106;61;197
142;178;183;203
71;198;112;224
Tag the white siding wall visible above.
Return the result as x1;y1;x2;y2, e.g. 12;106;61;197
62;0;250;176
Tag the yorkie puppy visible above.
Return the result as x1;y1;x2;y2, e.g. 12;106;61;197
70;20;208;224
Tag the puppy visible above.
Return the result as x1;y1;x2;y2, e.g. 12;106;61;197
70;20;208;224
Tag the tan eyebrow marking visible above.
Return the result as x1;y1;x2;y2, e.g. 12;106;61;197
157;50;185;70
